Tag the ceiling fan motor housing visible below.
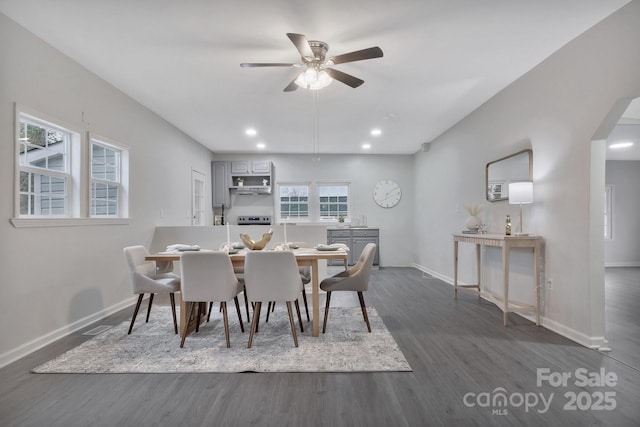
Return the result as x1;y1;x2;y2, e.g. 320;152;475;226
307;40;329;63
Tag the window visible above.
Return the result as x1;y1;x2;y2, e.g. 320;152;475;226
90;139;122;217
18;115;72;216
279;184;310;221
277;182;350;223
13;104;130;227
604;185;613;240
319;183;349;220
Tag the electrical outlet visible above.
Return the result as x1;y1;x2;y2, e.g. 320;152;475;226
546;279;553;290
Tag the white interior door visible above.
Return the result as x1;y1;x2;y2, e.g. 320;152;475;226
191;169;206;226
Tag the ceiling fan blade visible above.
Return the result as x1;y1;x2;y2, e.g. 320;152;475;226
240;63;296;68
325;68;364;88
286;33;315;61
328;47;383;65
283;78;299;92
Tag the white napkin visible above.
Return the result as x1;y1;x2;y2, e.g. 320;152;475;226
315;243;349;251
166;244;201;252
273;243;293;251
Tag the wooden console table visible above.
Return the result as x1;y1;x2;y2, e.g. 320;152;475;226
453;233;542;326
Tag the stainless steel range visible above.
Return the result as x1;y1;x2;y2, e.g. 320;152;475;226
237;215;272;225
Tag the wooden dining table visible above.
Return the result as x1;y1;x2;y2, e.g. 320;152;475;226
146;248;348;337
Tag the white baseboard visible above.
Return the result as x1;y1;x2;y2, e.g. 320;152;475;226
411;263;608;350
538;316;609;350
604;262;640;268
0;297;137;369
412;263;451;284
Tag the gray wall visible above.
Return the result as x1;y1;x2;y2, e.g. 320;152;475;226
0;13;214;365
2;1;640;365
412;1;640;347
213;153;415;267
605;160;640;266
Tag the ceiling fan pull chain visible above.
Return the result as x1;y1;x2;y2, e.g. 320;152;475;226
312;90;321;161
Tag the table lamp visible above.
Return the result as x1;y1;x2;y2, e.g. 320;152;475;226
508;181;533;236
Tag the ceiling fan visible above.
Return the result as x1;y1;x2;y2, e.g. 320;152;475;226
240;33;383;92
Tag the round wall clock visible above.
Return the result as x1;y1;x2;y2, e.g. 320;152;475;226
373;179;402;208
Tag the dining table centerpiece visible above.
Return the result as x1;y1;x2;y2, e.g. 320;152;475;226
240;229;273;250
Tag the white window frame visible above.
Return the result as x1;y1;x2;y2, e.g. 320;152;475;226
16;110;75;218
12;103;130;228
604;184;614;240
277;182;311;223
276;181;351;224
318;182;350;222
90;135;129;218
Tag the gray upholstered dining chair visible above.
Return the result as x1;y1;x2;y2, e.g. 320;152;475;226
180;251;245;348
123;245;180;335
320;243;377;333
219;243;251;320
244;251;304;348
267;241;310;322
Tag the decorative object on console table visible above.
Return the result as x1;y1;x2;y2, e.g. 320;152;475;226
463;203;483;232
508;181;533;236
505;215;511;236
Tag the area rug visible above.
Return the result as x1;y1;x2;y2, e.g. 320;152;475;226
33;306;412;373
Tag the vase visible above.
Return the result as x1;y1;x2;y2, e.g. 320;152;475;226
466;216;481;231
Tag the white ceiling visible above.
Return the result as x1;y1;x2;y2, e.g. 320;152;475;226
0;0;633;155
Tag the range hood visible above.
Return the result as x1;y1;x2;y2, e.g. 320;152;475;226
235;185;272;195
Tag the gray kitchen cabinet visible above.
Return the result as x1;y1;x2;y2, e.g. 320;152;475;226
327;228;379;266
230;160;271;175
211;161;230;208
251;160;271;174
230;161;250;174
352;228;380;265
230;161;272;191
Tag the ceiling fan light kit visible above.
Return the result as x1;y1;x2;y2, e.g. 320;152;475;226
241;33;383;92
295;67;332;90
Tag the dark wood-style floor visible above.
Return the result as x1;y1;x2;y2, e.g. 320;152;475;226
1;267;638;426
605;267;640;370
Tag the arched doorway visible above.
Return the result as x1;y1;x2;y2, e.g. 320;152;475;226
590;96;640;367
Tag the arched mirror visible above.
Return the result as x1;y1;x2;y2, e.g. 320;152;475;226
486;149;532;202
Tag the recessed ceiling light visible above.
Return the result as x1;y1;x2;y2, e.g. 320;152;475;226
362;143;371;149
609;141;634;149
245;128;257;137
370;128;382;136
256;142;266;149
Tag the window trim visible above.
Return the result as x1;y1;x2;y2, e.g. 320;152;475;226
89;134;130;218
16;107;77;218
276;181;351;224
317;182;350;221
12;103;131;227
277;182;311;223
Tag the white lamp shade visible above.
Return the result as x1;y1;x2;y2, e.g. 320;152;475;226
509;181;533;204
